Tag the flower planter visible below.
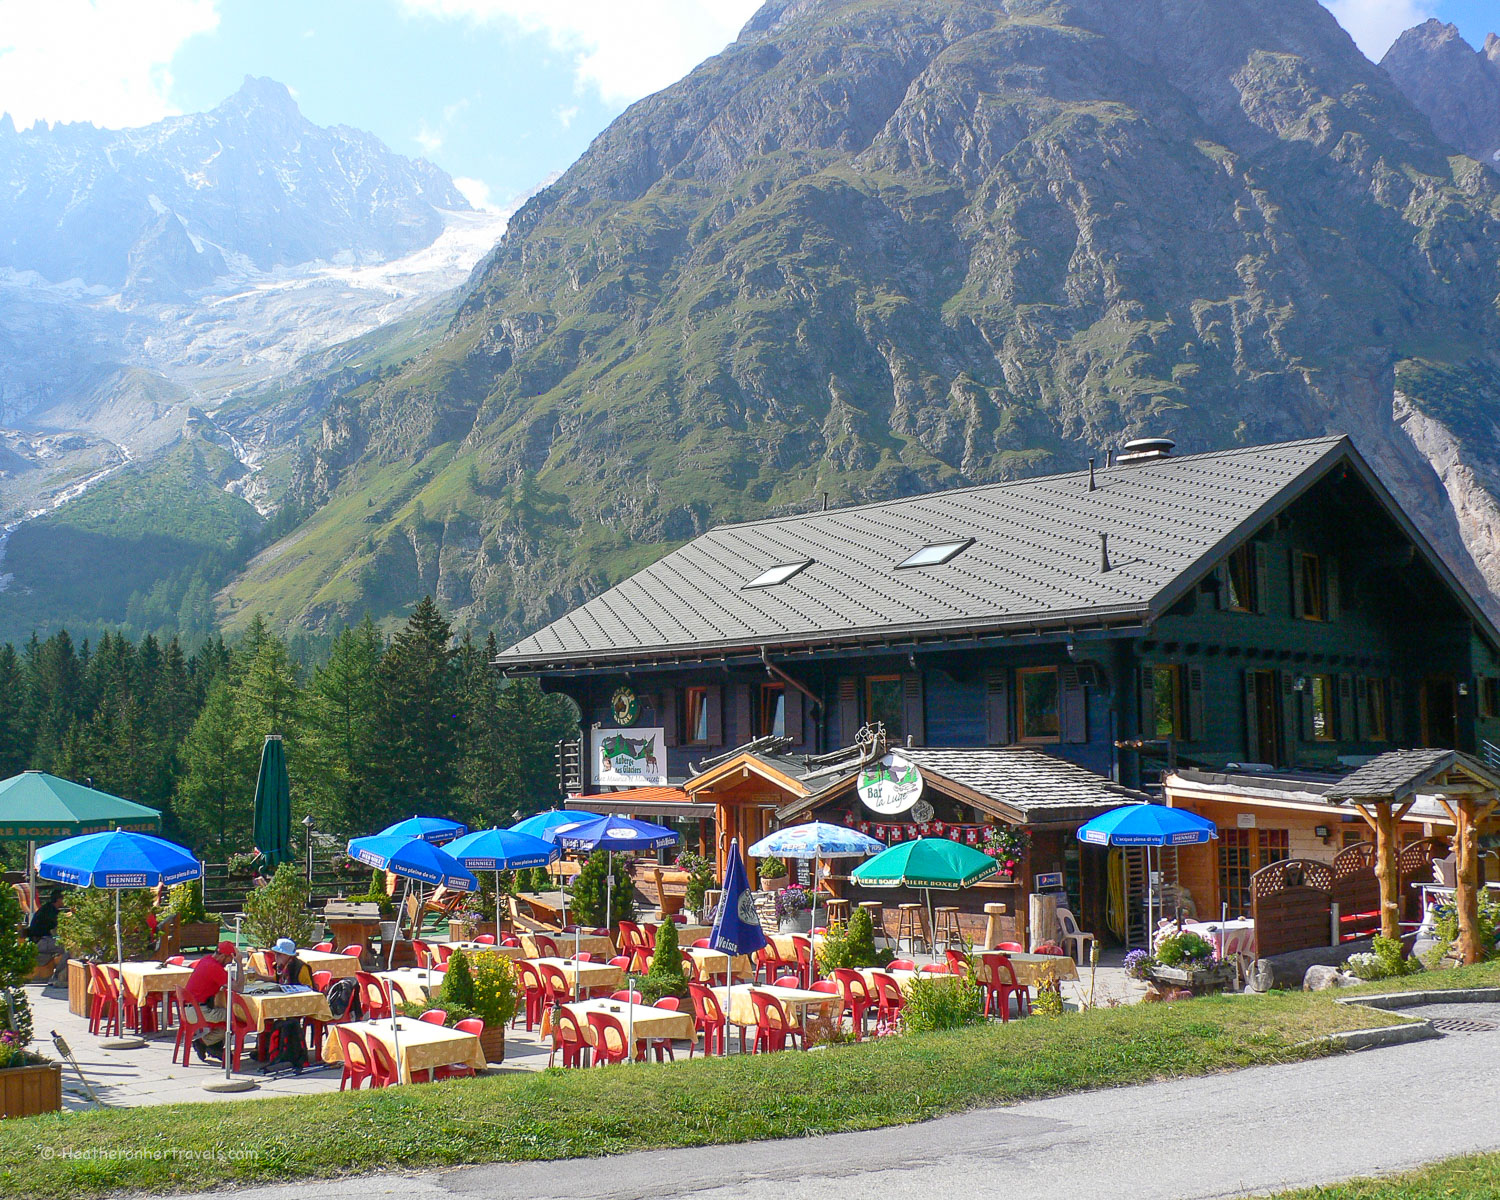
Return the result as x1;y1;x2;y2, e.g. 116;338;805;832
1148;962;1237;993
779;913;812;934
760;875;789;894
478;1027;505;1064
67;959;91;1018
0;1062;62;1120
449;920;498;943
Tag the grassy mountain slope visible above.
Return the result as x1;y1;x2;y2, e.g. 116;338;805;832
222;0;1500;640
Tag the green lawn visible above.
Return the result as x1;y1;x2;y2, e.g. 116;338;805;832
1274;1153;1500;1198
0;985;1407;1200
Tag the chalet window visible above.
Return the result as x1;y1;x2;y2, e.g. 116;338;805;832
1342;828;1366;849
1361;678;1389;741
1296;552;1325;621
866;675;905;742
1017;667;1061;743
758;683;786;739
1482;677;1500;720
683;686;711;745
1309;674;1335;741
1219;828;1289;915
1148;665;1181;740
1224;545;1258;612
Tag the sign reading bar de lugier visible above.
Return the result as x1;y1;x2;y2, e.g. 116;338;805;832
591;728;667;787
857;752;924;815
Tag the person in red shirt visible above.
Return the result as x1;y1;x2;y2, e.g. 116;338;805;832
186;942;237;1062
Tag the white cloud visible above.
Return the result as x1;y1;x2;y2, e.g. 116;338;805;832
399;0;764;106
0;0;219;129
555;104;579;129
415;121;444;154
453;175;495;210
1322;0;1438;60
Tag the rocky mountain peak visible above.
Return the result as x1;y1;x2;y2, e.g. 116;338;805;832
1382;19;1500;166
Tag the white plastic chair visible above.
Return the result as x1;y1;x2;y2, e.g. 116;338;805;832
1055;906;1095;966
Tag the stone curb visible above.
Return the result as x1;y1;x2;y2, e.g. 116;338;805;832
1336;986;1500;1011
1317;1020;1438;1051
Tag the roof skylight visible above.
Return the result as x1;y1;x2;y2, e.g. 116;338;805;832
743;560;813;589
897;539;974;569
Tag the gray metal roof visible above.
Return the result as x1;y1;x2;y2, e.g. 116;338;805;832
1324;749;1500;802
499;435;1398;667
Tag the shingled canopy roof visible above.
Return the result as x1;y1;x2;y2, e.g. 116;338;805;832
1324;749;1500;803
499;435;1496;670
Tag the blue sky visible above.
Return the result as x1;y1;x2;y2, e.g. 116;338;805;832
0;0;1493;211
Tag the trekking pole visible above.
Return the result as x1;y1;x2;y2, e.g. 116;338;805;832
49;1031;101;1105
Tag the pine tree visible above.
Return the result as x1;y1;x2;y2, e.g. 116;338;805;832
0;644;32;776
173;677;256;855
370;597;459;825
302;618;382;833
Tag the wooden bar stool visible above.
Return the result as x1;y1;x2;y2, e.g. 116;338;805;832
858;901;887;945
933;906;964;952
824;899;850;927
896;904;930;954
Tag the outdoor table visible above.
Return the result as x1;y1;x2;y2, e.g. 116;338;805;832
443;940;525;961
248;949;360;981
222;985;334;1033
320;1016;485;1084
667;924;713;945
522;932;615;960
528;956;625;996
682;946;753;982
999;952;1080;987
710;984;838;1029
767;932;823;961
373;968;447;1002
548;998;696;1055
116;961;192;1006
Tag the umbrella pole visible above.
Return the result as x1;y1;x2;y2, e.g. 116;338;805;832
606;851;613;933
100;889;144;1050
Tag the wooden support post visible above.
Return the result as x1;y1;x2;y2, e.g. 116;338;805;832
1456;797;1481;965
1374;804;1401;942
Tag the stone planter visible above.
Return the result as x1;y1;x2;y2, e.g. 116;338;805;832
478;1026;505;1064
1148;961;1238;994
779;912;813;934
67;959;91;1018
0;1062;62;1120
760;875;789;894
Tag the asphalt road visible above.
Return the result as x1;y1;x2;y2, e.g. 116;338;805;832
175;1012;1500;1200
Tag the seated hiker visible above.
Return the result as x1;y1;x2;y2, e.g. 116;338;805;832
267;937;316;988
24;888;69;986
189;941;238;1062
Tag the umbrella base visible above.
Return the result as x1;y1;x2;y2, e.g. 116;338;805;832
201;1078;258;1093
98;1036;146;1050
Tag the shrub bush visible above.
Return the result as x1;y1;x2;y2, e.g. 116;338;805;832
1345;935;1422;981
0;884;36;1046
757;854;786;879
568;850;635;927
441;949;477;1010
1432;893;1500;963
350;869;396;920
901;974;985;1033
242;863;315;949
164;880;209;925
638;918;689;1005
817;908;891;973
470;950;519;1029
1153;930;1215;967
676;851;715;913
58;888;154;961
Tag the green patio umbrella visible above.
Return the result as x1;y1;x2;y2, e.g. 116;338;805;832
0;770;161;916
252;735;292;869
851;837;999;952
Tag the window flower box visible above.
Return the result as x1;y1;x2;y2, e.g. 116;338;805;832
0;1061;62;1120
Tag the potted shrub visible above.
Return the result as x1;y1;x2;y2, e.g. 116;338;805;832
468;950;517;1063
0;886;57;1119
226;851;260;881
776;884;813;933
1147;930;1235;992
817;907;892;974
568;850;636;929
757;854;789;893
676;852;715;923
242;864;315;950
636;918;689;1006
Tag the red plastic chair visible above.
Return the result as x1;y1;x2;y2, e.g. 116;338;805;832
655;996;680;1010
573;951;593;963
537;962;574;1006
688;981;726;1057
419;1009;448;1025
355;971;392;1021
608;955;631;970
832;969;877;1040
691;938;712;949
334;1026;374;1091
86;963;120;1037
533;935;559;958
312;942;334;953
306;969;338;1057
610;989;643;1003
433;943;456;965
229;993;257;1071
641;924;658;950
869;971;906;1025
679;952;701;983
514;961;545;1030
388;978;417;1006
412;940;433;969
586;1011;631;1066
889;958;917;971
945;949;972;976
365;1034;401;1087
173;988;214;1066
434;1017;483;1079
551;1007;589;1068
645;995;679;1061
977;953;1030;1022
473;934;497;946
165;954;187;966
920;963;951;976
790;936;815;987
997;942;1024;953
753;942;790;984
342;945;364;962
773;974;802;989
312;970;333;990
499;935;521;948
748;990;800;1053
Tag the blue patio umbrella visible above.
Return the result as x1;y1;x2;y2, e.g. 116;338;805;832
509;808;603;839
36;830;203;1039
347;834;479;968
378;816;468;845
1076;804;1217;949
749;822;885;928
446;827;559;936
551;815;681;938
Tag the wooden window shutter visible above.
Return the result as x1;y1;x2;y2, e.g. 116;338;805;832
1354;677;1368;740
901;673;925;747
1337;674;1354;741
1060;666;1087;744
1186;665;1206;742
663;688;678;747
784;689;804;745
985;672;1010;745
1290;549;1304;618
1326;557;1341;621
1278;671;1298;752
1297;680;1314;742
1140;666;1156;737
837;677;859;746
705;684;723;746
732;684;751;746
1243;671;1260;759
1253;543;1270;614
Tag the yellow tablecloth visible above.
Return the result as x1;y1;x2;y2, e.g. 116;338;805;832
320;1017;485;1084
373;968;447;1002
522;932;615;960
662;924;712;945
226;987;334;1033
248;949;361;980
1000;953;1079;986
682;946;753;981
528;957;625;996
710;984;838;1028
443;941;524;961
767;933;821;961
116;961;191;1005
549;999;696;1046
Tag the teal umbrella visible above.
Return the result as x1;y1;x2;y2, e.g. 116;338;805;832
252;735;292;869
851;837;999;952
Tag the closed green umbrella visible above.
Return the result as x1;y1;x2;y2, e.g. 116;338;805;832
252;735;292;869
851;837;998;953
